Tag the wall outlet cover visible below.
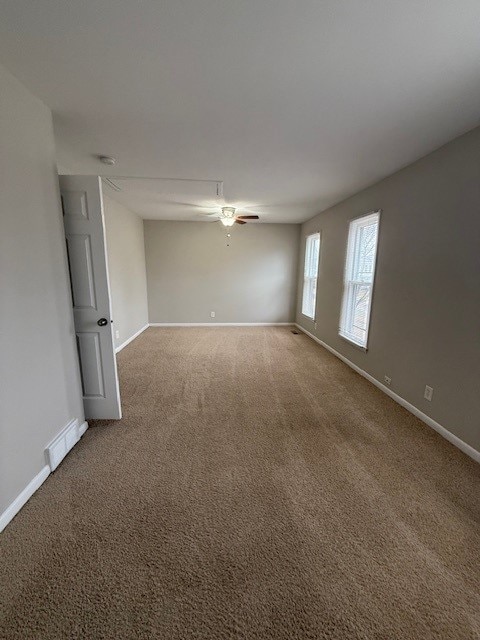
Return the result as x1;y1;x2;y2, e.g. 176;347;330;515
424;385;434;401
115;330;120;339
210;311;216;318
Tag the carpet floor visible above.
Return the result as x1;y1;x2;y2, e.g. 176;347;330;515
1;327;479;639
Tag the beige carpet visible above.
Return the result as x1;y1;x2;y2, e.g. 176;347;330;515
1;327;479;639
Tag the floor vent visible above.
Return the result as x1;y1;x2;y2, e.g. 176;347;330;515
45;419;85;471
291;330;299;334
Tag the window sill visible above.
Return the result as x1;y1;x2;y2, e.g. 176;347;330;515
339;333;368;352
301;313;315;322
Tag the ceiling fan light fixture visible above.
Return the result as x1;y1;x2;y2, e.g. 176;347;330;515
221;217;235;227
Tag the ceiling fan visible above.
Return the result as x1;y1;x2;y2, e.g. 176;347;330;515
210;206;260;226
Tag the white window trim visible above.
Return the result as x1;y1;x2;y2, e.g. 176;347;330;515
339;210;381;351
301;231;321;321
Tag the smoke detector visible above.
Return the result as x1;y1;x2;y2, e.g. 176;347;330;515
97;155;116;165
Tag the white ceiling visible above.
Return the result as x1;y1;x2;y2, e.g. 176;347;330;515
101;177;232;221
1;1;480;223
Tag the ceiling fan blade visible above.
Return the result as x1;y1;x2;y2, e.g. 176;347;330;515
236;215;259;220
164;201;216;209
235;219;247;225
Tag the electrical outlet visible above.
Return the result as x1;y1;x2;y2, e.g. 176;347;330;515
424;385;434;402
210;311;216;318
115;330;120;340
314;322;317;330
384;375;392;386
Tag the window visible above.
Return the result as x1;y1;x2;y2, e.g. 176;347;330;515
302;232;320;319
339;211;380;349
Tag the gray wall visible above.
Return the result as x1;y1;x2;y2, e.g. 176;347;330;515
296;126;480;452
104;196;149;349
145;221;300;324
0;64;84;514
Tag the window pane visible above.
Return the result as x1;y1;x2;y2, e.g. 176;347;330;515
355;222;378;282
304;234;320;278
302;277;317;318
339;213;380;347
350;283;371;343
302;233;320;319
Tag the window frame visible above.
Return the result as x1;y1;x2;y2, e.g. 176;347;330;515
339;210;381;351
301;231;321;321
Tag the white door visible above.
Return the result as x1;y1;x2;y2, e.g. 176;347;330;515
60;175;122;419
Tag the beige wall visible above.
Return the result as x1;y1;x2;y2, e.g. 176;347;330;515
0;64;84;514
296;126;480;452
104;196;149;349
145;221;300;324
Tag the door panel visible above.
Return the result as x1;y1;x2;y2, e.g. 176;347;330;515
76;332;105;397
60;175;121;419
62;190;89;220
66;234;97;309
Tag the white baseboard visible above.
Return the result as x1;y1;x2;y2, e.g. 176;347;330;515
0;465;50;533
78;420;88;437
148;322;294;327
115;324;149;353
0;418;88;533
295;324;480;464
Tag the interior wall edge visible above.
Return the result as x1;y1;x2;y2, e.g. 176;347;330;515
103;195;149;350
0;465;51;533
148;323;295;327
0;418;89;533
144;220;300;325
295;324;480;464
115;324;150;353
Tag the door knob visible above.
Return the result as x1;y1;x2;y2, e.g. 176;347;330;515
97;318;108;326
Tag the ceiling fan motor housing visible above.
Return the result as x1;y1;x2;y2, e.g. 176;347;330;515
218;206;259;225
